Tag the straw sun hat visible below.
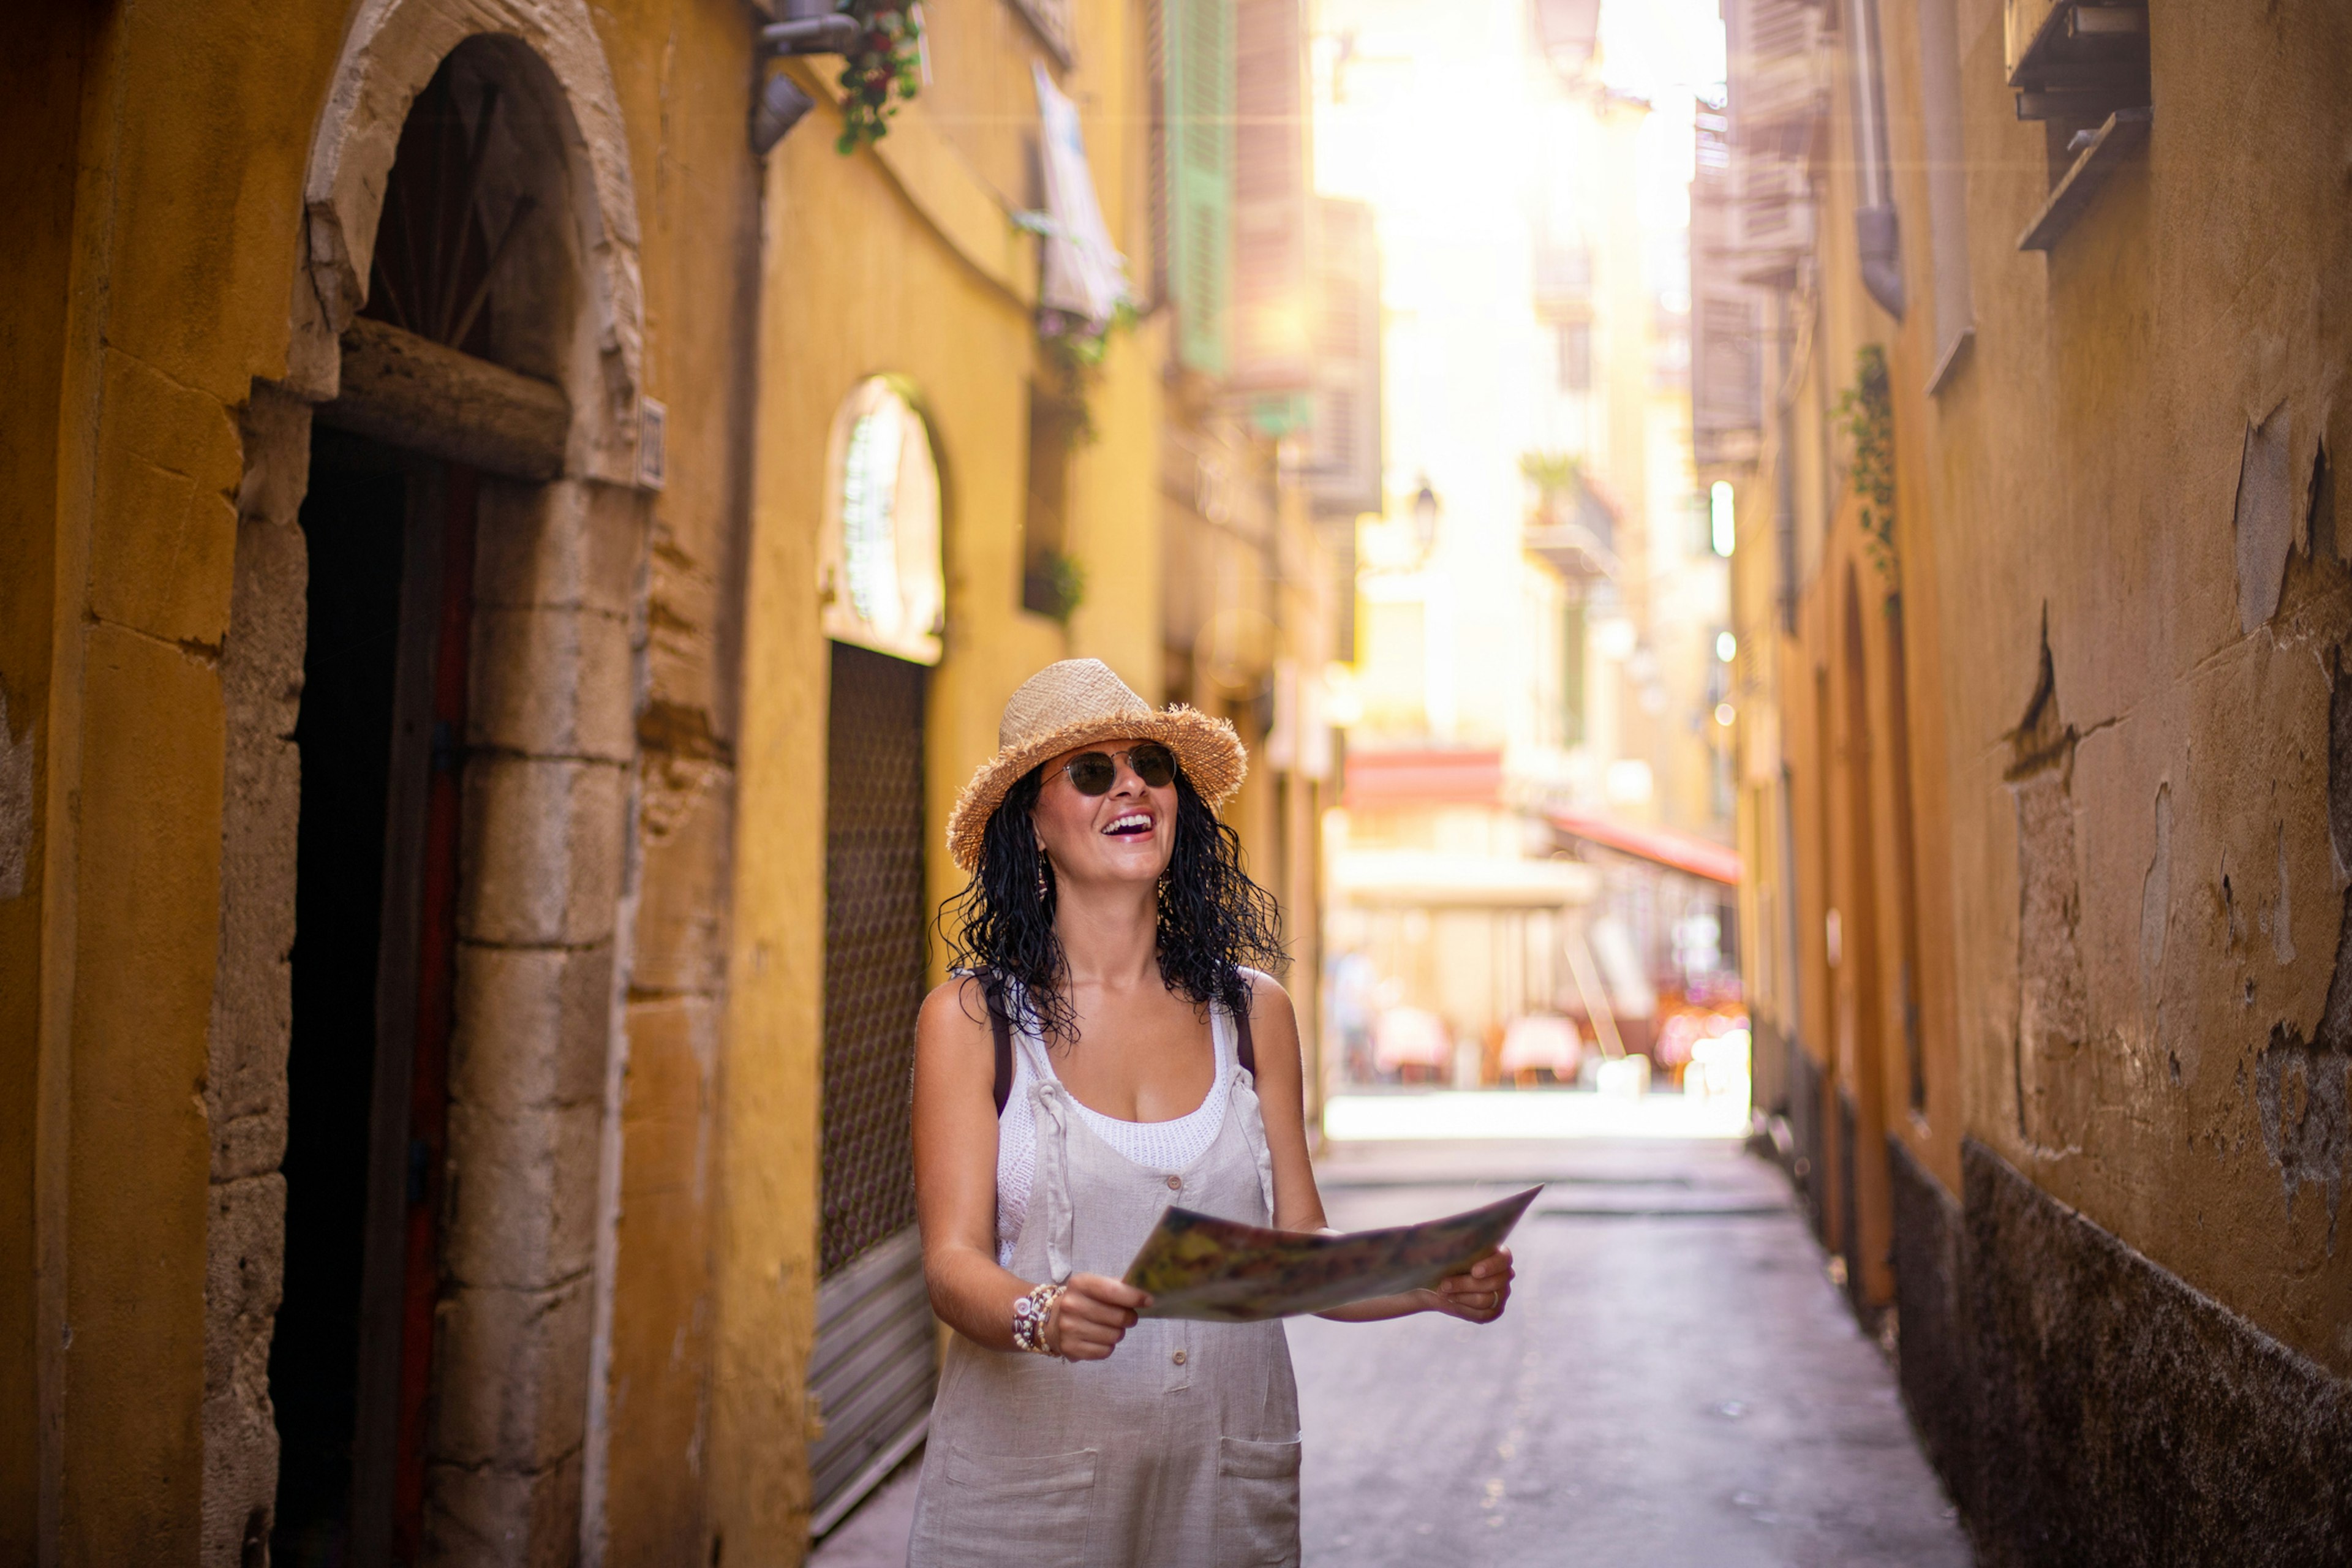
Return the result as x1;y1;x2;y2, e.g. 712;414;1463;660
945;659;1246;872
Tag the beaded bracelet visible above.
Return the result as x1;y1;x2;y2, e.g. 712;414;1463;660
1011;1280;1066;1357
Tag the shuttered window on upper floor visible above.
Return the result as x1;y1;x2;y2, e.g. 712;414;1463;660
1231;0;1310;396
1727;0;1826;149
1308;195;1381;519
1163;0;1234;377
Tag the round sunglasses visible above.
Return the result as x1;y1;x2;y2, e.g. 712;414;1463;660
1055;742;1177;796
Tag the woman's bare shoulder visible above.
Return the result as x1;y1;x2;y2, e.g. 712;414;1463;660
1237;968;1296;1018
919;973;995;1039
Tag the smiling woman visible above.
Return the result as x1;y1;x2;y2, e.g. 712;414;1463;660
937;660;1272;1046
905;660;1517;1568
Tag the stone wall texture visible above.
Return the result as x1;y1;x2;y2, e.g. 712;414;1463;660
1731;0;2352;1561
1963;1140;2350;1565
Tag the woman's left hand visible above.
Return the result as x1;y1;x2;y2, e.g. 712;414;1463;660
1425;1246;1514;1324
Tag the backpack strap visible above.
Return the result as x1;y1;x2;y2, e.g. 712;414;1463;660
989;984;1015;1117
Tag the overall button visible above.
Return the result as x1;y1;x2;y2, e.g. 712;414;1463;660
1164;1175;1182;1190
1171;1349;1188;1365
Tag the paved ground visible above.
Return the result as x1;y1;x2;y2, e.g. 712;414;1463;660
811;1448;922;1568
816;1134;1971;1566
1296;1138;1970;1566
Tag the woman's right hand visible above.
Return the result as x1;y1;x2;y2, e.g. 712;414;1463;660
1045;1273;1150;1361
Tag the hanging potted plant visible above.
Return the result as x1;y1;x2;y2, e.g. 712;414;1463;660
835;1;927;154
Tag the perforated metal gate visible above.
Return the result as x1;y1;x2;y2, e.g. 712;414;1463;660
810;641;935;1534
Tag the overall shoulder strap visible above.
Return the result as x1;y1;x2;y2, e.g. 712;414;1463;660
988;981;1015;1117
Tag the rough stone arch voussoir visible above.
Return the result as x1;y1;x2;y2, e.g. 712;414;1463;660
292;0;645;459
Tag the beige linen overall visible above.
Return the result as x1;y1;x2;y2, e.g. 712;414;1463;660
908;1003;1302;1568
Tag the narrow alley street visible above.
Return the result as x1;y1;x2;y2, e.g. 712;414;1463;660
18;0;2352;1558
816;1135;1968;1567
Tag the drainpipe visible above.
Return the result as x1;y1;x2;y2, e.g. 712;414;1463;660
1845;0;1906;319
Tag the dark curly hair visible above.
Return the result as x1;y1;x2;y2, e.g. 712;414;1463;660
940;759;1287;1045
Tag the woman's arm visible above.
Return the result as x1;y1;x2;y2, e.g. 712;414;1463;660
1242;970;1514;1325
1240;970;1332;1234
911;976;1144;1358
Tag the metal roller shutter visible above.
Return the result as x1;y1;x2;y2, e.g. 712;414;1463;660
811;641;937;1536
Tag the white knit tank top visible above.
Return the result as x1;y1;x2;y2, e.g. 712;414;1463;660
995;1003;1235;1267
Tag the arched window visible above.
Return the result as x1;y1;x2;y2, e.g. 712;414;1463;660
820;376;944;665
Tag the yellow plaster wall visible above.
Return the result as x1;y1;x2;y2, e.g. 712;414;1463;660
1913;0;2352;1371
1758;0;2352;1368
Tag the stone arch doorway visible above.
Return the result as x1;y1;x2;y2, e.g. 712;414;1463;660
219;7;655;1563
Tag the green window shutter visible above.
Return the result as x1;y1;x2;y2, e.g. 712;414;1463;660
1164;0;1233;377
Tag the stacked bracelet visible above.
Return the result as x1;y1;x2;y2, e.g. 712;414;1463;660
1011;1280;1066;1357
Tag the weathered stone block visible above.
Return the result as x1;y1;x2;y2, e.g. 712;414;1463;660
617;995;719;1208
473;477;644;617
1964;1137;2352;1566
629;758;733;997
430;1276;594;1476
469;603;635;763
209;502;304;1178
211;1113;288;1187
643;532;726;720
443;1099;602;1291
424;1447;585;1568
202;1173;284;1568
235;382;315;532
90;348;243;646
450;941;614;1113
461;756;627;947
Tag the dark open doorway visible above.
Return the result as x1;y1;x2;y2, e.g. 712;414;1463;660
274;47;512;1564
273;432;407;1567
272;428;476;1568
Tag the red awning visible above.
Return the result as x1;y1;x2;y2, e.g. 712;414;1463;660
1548;807;1741;885
1343;747;1504;807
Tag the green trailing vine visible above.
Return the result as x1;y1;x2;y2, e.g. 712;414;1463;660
1036;300;1141;447
1837;343;1898;584
835;2;925;155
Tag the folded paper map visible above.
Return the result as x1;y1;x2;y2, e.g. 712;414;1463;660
1121;1186;1542;1322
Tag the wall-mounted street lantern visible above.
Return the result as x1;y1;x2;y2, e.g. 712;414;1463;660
1411;480;1440;560
764;0;861;55
750;1;860;154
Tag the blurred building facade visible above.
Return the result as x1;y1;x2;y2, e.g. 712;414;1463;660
1153;0;1350;1125
1314;0;1740;1094
1706;0;2352;1555
3;0;1336;1562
